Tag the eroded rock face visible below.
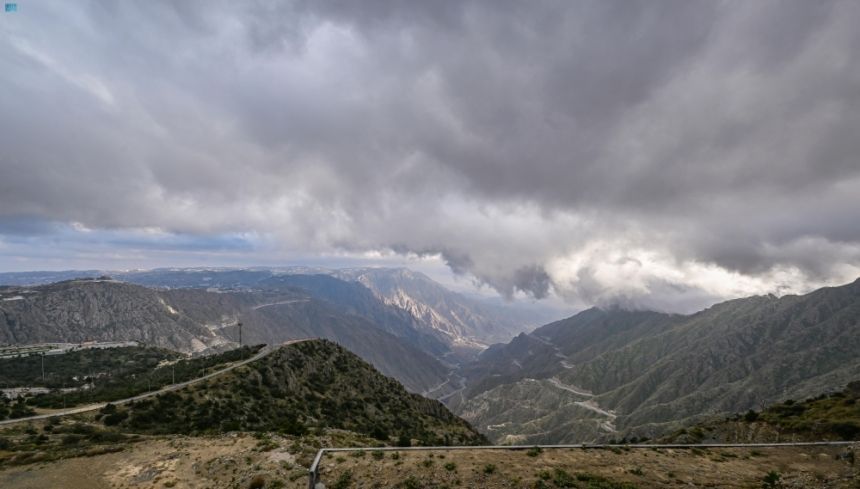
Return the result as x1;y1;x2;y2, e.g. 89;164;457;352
0;280;223;351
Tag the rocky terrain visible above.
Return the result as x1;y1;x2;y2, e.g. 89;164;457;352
333;267;559;349
0;279;229;352
0;267;559;358
0;278;450;393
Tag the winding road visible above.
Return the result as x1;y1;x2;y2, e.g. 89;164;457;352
0;339;312;426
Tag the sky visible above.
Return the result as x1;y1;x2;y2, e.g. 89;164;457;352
1;0;859;313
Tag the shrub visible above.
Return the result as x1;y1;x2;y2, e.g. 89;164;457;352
829;422;860;440
483;464;497;474
247;475;266;489
103;410;129;426
371;450;385;460
526;446;542;457
62;434;85;445
762;471;781;488
400;476;421;489
552;468;575;487
444;462;457;471
744;410;759;422
332;471;352;489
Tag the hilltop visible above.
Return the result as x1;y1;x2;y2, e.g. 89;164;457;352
101;339;485;446
0;339;486;487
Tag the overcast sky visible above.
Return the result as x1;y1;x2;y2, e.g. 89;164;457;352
1;0;859;312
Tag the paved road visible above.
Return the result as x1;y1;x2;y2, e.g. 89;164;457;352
251;299;310;310
0;338;312;426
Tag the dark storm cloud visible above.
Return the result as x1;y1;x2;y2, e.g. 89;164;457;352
1;0;859;310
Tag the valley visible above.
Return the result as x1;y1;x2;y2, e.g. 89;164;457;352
448;279;860;444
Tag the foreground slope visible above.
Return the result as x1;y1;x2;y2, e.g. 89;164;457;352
0;340;485;488
454;278;860;443
316;445;858;489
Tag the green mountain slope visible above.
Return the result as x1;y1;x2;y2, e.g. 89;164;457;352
664;380;860;443
113;339;486;446
453;278;860;443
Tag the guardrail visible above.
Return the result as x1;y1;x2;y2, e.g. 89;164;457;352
307;441;857;489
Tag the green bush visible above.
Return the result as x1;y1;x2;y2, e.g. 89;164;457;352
332;470;353;489
762;471;781;488
829;422;860;440
552;468;575;487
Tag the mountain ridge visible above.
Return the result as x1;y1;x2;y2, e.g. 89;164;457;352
451;277;860;444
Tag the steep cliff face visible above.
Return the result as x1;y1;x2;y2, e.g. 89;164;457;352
334;268;558;349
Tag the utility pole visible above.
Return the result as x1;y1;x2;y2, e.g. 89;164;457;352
172;364;175;385
238;321;243;347
41;353;45;382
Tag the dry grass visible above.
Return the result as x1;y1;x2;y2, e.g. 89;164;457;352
319;445;859;488
1;438;857;488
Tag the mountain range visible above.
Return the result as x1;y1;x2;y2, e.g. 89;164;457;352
449;278;860;444
3;268;860;446
0;277;449;394
0;267;557;358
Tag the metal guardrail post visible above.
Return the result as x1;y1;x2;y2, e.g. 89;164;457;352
308;448;326;489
